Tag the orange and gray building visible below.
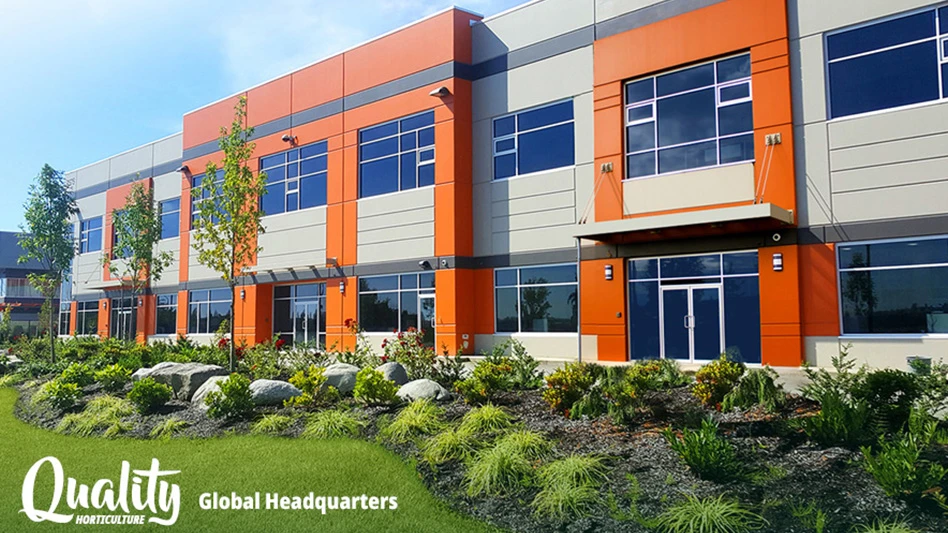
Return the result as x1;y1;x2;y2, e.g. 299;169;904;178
60;0;948;369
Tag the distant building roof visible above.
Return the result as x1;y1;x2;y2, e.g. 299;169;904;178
0;231;48;271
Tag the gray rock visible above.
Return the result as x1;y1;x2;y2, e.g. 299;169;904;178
148;362;228;401
323;363;360;394
132;361;179;382
191;375;230;409
250;379;301;406
397;379;451;402
376;362;409;385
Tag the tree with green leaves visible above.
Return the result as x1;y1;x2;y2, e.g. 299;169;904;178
103;178;173;340
18;164;78;363
191;95;267;371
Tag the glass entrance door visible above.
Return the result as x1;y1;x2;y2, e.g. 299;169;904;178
418;294;435;347
293;301;318;346
660;285;722;362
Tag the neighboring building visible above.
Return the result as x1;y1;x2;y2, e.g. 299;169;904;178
0;231;57;337
60;0;948;369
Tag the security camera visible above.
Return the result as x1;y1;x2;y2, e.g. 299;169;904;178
772;233;782;243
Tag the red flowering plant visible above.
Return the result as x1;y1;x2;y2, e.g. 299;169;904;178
330;319;380;368
274;338;287;350
381;327;436;381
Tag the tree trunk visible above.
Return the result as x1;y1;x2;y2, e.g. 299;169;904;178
48;294;56;364
230;283;237;372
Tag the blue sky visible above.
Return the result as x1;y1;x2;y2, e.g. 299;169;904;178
0;0;525;231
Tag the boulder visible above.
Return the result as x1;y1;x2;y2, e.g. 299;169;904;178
191;375;230;409
132;361;179;382
397;379;451;402
323;363;360;394
376;362;409;385
250;379;302;406
148;362;228;401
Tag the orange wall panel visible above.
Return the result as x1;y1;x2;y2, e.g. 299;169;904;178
97;299;109;338
758;244;804;366
176;290;188;337
800;243;840;337
68;302;77;336
291;55;345;112
473;268;494;335
183;95;244;150
580;258;627;362
247;76;291;128
435;269;474;355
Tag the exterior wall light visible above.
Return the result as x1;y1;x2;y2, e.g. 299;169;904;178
429;86;450;97
339;280;345;295
772;252;784;272
239;289;245;300
604;264;613;281
175;165;189;173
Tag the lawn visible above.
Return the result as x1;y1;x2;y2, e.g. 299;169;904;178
0;387;493;532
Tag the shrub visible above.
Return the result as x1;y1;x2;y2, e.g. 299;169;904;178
37;380;82;411
571;366;641;424
663;418;743;482
852;520;920;533
116;353;144;372
150;418;189;440
543;362;597;416
59;362;95;388
455;359;513;404
430;352;469;389
205;374;255;420
861;411;947;500
94;364;132;393
127;377;173;414
465;445;535;497
302;410;365;439
57;396;134;438
797;390;874;448
692;355;745;409
655;494;767;533
239;339;284;381
800;343;866;404
537;454;607;488
422;427;480;465
493;430;553;461
914;359;948;419
251;414;295;436
0;373;23;388
532;483;600;520
382;328;437;380
285;366;339;409
353;368;399;406
507;340;543;389
628;359;691;391
721;366;786;412
458;403;514;436
853;369;921;433
379;399;444;443
532;455;607;519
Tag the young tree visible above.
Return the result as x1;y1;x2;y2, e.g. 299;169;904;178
18;164;78;363
191;96;267;371
103;179;174;340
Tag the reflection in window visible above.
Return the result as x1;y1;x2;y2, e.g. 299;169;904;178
159;199;180;239
259;141;328;215
76;301;98;335
155;294;177;335
358;273;434;333
494;264;577;333
493;100;575;179
625;54;753;178
358;111;435;198
839;237;948;334
188;288;231;335
273;283;326;348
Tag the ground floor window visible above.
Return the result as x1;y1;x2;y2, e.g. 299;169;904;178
628;251;760;363
188;289;231;335
495;264;578;333
110;297;137;341
155;294;177;335
838;236;948;334
59;303;70;335
76;301;98;335
273;283;326;348
358;273;435;342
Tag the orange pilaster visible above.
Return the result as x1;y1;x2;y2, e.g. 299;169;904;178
758;244;804;366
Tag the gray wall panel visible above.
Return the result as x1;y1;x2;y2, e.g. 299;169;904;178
473;0;594;64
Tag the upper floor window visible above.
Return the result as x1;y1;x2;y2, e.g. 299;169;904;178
838;236;948;335
159;198;180;239
79;217;102;253
358;111;435;198
260;141;328;215
624;54;754;179
495;264;577;333
190;170;224;227
827;8;948;119
493;100;575;180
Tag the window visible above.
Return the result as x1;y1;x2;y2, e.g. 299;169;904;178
188;289;231;335
79;217;102;253
495;264;577;333
628;251;760;363
624;54;754;178
358;111;435;198
493;100;575;179
159;199;180;239
0;278;44;299
155;294;177;335
827;8;948;118
273;283;326;348
190;170;223;226
110;297;137;341
358;273;434;333
59;303;71;336
110;211;132;259
76;301;98;336
838;236;948;335
260;141;328;216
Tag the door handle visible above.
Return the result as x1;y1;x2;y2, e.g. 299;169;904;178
684;315;694;329
683;315;689;329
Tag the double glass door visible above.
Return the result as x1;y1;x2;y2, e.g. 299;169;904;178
110;297;137;341
660;284;722;362
293;301;321;346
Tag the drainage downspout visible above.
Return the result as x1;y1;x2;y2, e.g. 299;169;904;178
576;237;582;363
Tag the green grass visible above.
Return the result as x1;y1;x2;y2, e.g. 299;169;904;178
0;388;493;532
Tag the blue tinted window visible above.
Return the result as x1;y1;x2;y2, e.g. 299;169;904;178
716;55;751;83
299;141;327;159
300;156;326;175
79;217;103;253
629;281;660;360
719;134;755;164
360;121;398;143
656;63;714;97
358;111;437;198
299;174;326;209
657;89;716;147
418;164;435;187
661;254;721;278
629;258;658;279
400;274;418;289
360;137;398;160
360;157;398;197
829;41;939;118
495;269;518;286
400;153;416;191
659;141;717;173
159;199;180;239
841;266;948;334
724;277;761;363
259;142;328;215
520;264;577;284
400;111;434;131
839;238;948;268
495;265;578;333
400;133;415;151
419;272;435;289
261;154;284;169
718;102;753;136
493;101;575;179
627;105;653;122
719;84;750;102
625;79;654;104
827;11;935;61
626;123;655;153
723;252;758;275
262;183;284;215
626;153;656;178
417;127;434;147
359;275;398;292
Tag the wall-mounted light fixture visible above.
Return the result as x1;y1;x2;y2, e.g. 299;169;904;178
429;86;451;98
339;280;346;295
102;301;107;309
138;297;143;306
772;253;784;272
418;260;431;270
326;257;338;268
175;165;189;173
240;289;246;300
604;264;613;281
281;134;298;145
